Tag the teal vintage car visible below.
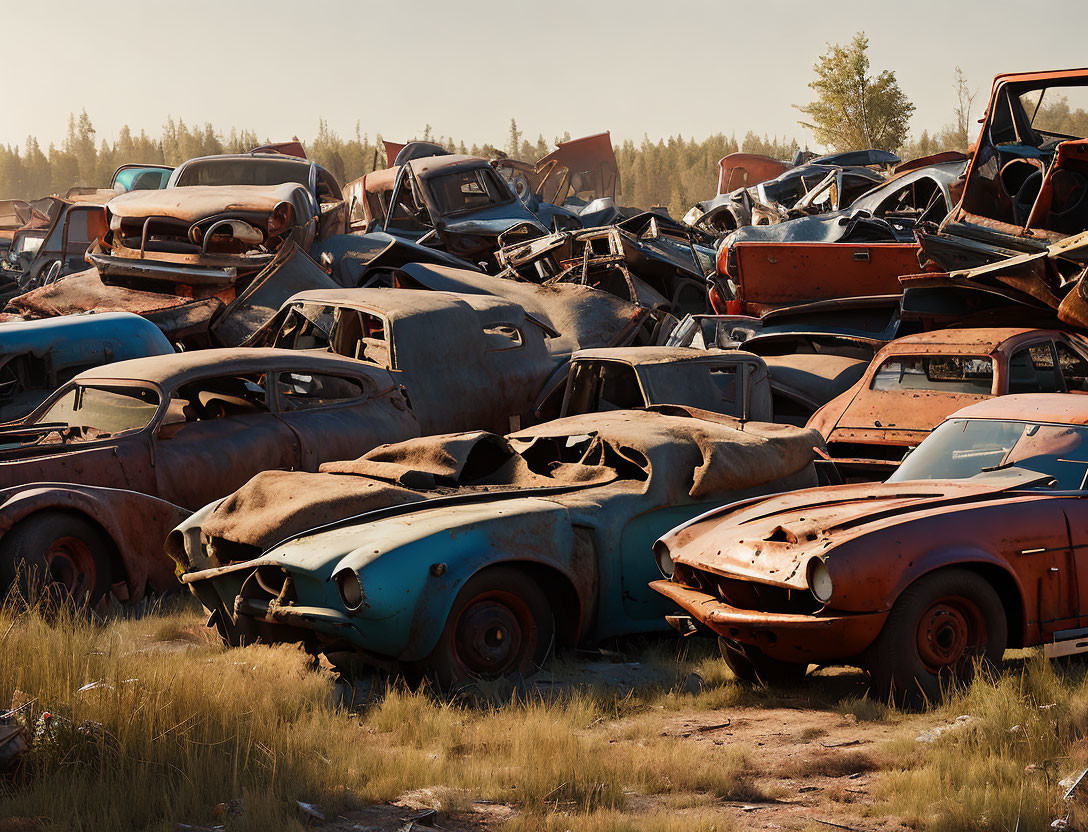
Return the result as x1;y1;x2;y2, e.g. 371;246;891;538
168;407;822;687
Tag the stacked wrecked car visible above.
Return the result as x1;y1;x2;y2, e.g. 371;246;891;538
9;70;1088;708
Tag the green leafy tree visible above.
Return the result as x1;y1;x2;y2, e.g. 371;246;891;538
795;32;914;152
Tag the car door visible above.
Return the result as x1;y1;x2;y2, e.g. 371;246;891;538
272;367;416;471
1;382;160;494
152;371;301;510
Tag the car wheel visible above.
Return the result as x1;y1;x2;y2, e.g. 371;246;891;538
421;567;554;691
868;568;1007;707
720;638;808;687
0;512;112;605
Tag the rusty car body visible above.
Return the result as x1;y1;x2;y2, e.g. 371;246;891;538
714;153;791;196
496;212;715;316
663;298;910;425
1;196;109;294
652;393;1088;703
346;154;579;265
0;200;30;255
8;241;343;349
0;348;418;605
167;407;822;687
714;159;966;316
931;69;1088;262
85;152;345;293
556;347;773;423
251;286;624;435
906;70;1088;325
492;132;623;225
682;151;893;236
807;327;1088;479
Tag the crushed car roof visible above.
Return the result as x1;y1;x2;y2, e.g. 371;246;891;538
572;346;760;366
409;154;489;178
282;287;526;321
884;327;1063;353
72;347;385;387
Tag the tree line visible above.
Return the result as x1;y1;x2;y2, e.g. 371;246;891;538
0;116;803;218
4;32;1087;218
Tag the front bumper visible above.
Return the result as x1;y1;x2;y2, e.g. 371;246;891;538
650;579;887;663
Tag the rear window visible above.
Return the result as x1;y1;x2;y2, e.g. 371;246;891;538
427;168;511;216
174;158;310;188
871;355;994;395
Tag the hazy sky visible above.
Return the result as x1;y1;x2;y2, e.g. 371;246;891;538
3;0;1087;151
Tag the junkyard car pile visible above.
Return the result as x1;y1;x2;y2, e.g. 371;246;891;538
10;69;1088;706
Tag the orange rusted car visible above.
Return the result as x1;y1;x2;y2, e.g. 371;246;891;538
652;392;1088;704
807;327;1088;480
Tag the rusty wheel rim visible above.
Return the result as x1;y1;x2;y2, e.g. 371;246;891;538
915;595;987;673
44;536;96;600
454;590;536;678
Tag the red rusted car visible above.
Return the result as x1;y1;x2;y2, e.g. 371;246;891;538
807;327;1088;480
652;393;1088;704
0;348;417;605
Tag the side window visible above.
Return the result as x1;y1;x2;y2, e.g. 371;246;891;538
160;373;270;436
276;371;368;411
1008;343;1062;393
330;310;390;366
565;361;646;416
1057;341;1088;392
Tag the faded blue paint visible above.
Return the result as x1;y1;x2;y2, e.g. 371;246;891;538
0;312;174;371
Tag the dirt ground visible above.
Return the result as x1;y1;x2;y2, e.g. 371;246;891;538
307;667;930;831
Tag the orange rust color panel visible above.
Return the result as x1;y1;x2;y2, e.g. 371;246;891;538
733;241;923;313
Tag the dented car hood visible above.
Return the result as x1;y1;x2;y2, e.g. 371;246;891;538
661;469;1052;591
107;183;308;222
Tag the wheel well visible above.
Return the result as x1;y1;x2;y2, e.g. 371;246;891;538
924;562;1026;649
488;561;582;649
8;509;127;592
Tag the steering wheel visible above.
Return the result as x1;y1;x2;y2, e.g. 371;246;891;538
1013;170;1043;226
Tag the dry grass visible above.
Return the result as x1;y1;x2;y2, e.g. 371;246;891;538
8;594;1088;832
875;653;1088;831
0;597;759;831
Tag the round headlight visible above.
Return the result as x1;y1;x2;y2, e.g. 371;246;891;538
654;543;675;579
808;558;833;604
337;570;363;611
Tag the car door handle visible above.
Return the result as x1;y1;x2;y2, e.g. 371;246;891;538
853;250;870;262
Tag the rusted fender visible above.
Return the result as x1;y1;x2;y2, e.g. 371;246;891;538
0;483;187;600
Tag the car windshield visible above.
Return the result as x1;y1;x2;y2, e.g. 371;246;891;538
31;384;160;441
426;168;511;216
889;418;1088;489
174;158;310;188
1018;85;1088;142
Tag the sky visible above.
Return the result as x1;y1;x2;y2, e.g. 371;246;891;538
3;0;1087;152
